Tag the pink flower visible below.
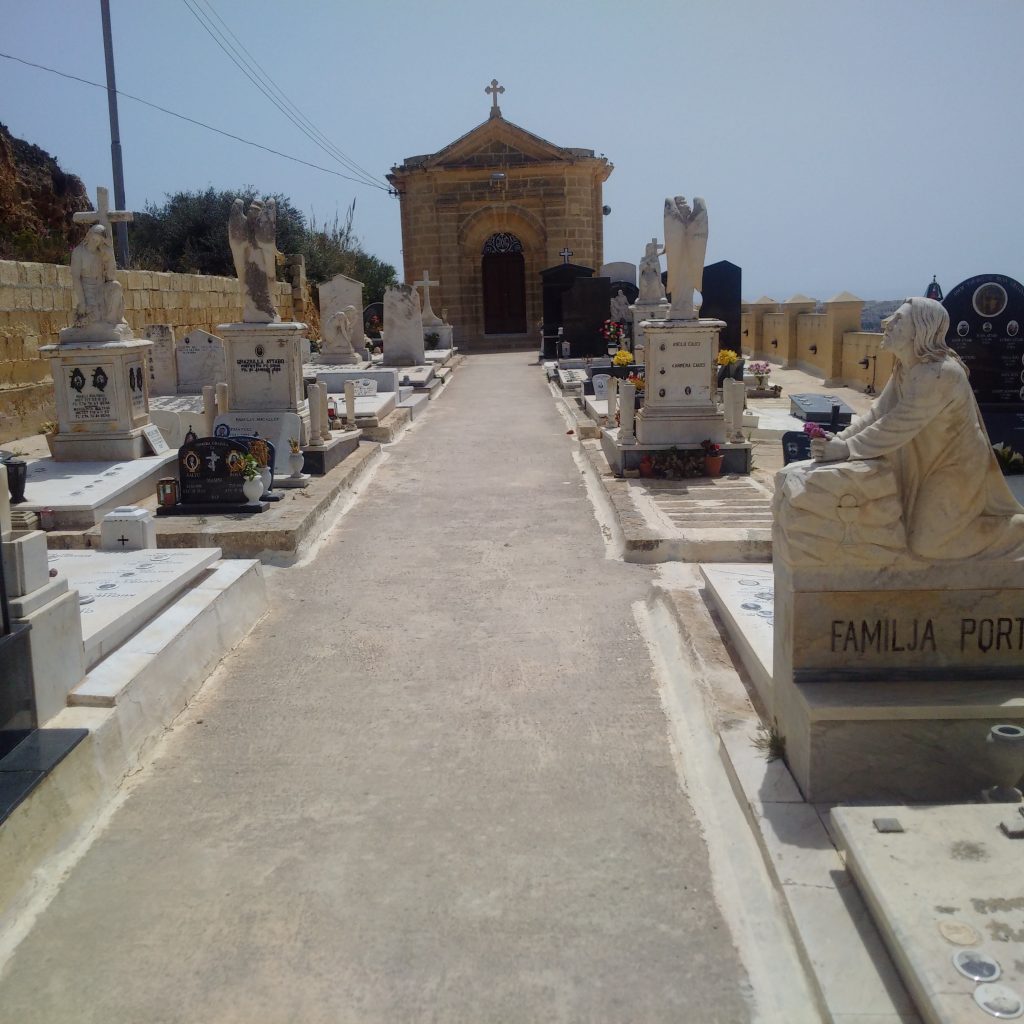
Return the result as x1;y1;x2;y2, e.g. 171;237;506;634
803;422;827;439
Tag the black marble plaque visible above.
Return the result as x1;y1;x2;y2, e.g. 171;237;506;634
701;260;742;354
943;274;1024;448
177;437;252;504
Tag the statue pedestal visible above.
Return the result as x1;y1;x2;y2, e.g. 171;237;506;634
219;322;311;444
772;556;1024;803
41;336;153;461
634;319;726;446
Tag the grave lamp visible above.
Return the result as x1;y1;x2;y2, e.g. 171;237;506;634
5;459;27;505
858;354;878;395
809;344;818;355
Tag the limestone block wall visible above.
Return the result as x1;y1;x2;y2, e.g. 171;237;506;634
0;259;295;443
839;331;893;392
795;314;830;376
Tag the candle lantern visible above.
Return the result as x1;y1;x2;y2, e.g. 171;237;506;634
157;478;179;508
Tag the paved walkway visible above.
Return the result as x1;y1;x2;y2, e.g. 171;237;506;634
0;354;752;1023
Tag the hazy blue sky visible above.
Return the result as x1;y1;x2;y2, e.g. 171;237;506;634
3;0;1022;301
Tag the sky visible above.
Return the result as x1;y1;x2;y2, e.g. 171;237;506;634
2;0;1023;302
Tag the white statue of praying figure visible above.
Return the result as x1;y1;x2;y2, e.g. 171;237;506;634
228;198;280;323
70;224;127;329
807;296;1024;561
663;196;708;320
637;238;666;304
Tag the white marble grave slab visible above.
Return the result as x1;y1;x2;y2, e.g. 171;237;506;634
315;368;399;393
393;364;436;388
557;368;587;389
383;283;424;366
214;411;302;476
832;803;1024;1024
700;563;774;710
176;330;226;393
48;547;221;668
324;391;396;424
20;454;177;527
424;348;455;365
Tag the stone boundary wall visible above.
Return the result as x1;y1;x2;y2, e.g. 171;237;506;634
741;294;893;392
0;259;295;443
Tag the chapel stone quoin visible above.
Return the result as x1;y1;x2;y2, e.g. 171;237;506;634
387;81;612;350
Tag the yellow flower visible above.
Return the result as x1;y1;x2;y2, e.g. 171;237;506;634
612;348;632;366
716;349;739;366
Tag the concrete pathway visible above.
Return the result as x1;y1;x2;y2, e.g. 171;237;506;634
0;354;753;1022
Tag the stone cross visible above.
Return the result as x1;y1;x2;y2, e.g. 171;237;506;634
414;270;442;326
73;186;133;236
560;247;573;264
485;79;505;118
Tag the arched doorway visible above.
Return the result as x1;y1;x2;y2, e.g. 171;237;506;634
481;232;527;334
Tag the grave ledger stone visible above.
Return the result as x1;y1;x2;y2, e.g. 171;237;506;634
772;296;1024;801
943;273;1024;452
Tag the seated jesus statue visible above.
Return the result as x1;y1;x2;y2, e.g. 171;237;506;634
810;296;1024;560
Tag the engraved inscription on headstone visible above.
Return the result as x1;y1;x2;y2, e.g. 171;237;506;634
352;379;378;397
69;362;115;422
177;437;251;504
176;330;227;393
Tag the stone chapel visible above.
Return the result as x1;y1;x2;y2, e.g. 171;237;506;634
387;82;613;350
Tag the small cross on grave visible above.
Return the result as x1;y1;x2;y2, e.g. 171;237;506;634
560;247;574;265
73;186;133;236
205;451;220;472
414;269;442;326
117;535;130;548
485;78;505;119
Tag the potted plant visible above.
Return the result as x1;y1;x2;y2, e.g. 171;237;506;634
748;360;772;391
702;439;724;477
287;437;305;478
240;454;263;505
716;349;743;386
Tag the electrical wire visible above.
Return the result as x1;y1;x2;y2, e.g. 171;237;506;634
0;51;392;192
180;0;386;191
194;0;386;190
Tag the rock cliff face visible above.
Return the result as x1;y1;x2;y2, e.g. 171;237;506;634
0;123;91;263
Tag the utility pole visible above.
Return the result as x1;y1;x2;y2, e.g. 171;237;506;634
100;0;130;267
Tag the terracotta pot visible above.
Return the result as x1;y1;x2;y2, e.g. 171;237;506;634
705;454;725;478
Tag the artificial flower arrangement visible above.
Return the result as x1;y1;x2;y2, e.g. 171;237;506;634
601;319;626;344
993;442;1024;475
612;347;632;366
748;360;772;384
802;422;828;440
701;439;722;455
716;349;739;367
626;372;645;392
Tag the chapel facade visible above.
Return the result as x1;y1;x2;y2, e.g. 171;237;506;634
387;84;612;349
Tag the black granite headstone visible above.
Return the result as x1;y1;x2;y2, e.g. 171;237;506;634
700;260;742;354
609;281;639;305
176;437;253;505
943;273;1024;451
781;431;813;465
363;302;384;338
562;276;611;358
541;263;594;335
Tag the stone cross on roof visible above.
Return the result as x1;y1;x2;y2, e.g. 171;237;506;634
485;79;505;119
73;185;133;236
560;247;574;264
414;269;442;327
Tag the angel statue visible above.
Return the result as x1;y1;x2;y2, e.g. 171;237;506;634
663;196;708;320
228;198;280;323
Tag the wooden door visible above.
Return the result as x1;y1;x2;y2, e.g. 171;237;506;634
482;253;527;334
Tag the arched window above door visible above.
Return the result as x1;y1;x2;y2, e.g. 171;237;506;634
482;232;523;256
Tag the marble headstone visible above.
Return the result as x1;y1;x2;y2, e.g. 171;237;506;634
176;330;227;393
383;284;425;366
144;324;178;395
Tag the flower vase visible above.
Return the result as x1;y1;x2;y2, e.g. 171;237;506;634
705;454;725;478
288;451;305;478
983;724;1024;802
242;477;263;505
259;465;272;497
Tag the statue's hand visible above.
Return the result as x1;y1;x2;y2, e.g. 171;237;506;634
810;437;850;462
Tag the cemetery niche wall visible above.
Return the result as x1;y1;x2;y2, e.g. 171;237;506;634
943;273;1024;454
387;81;612;349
